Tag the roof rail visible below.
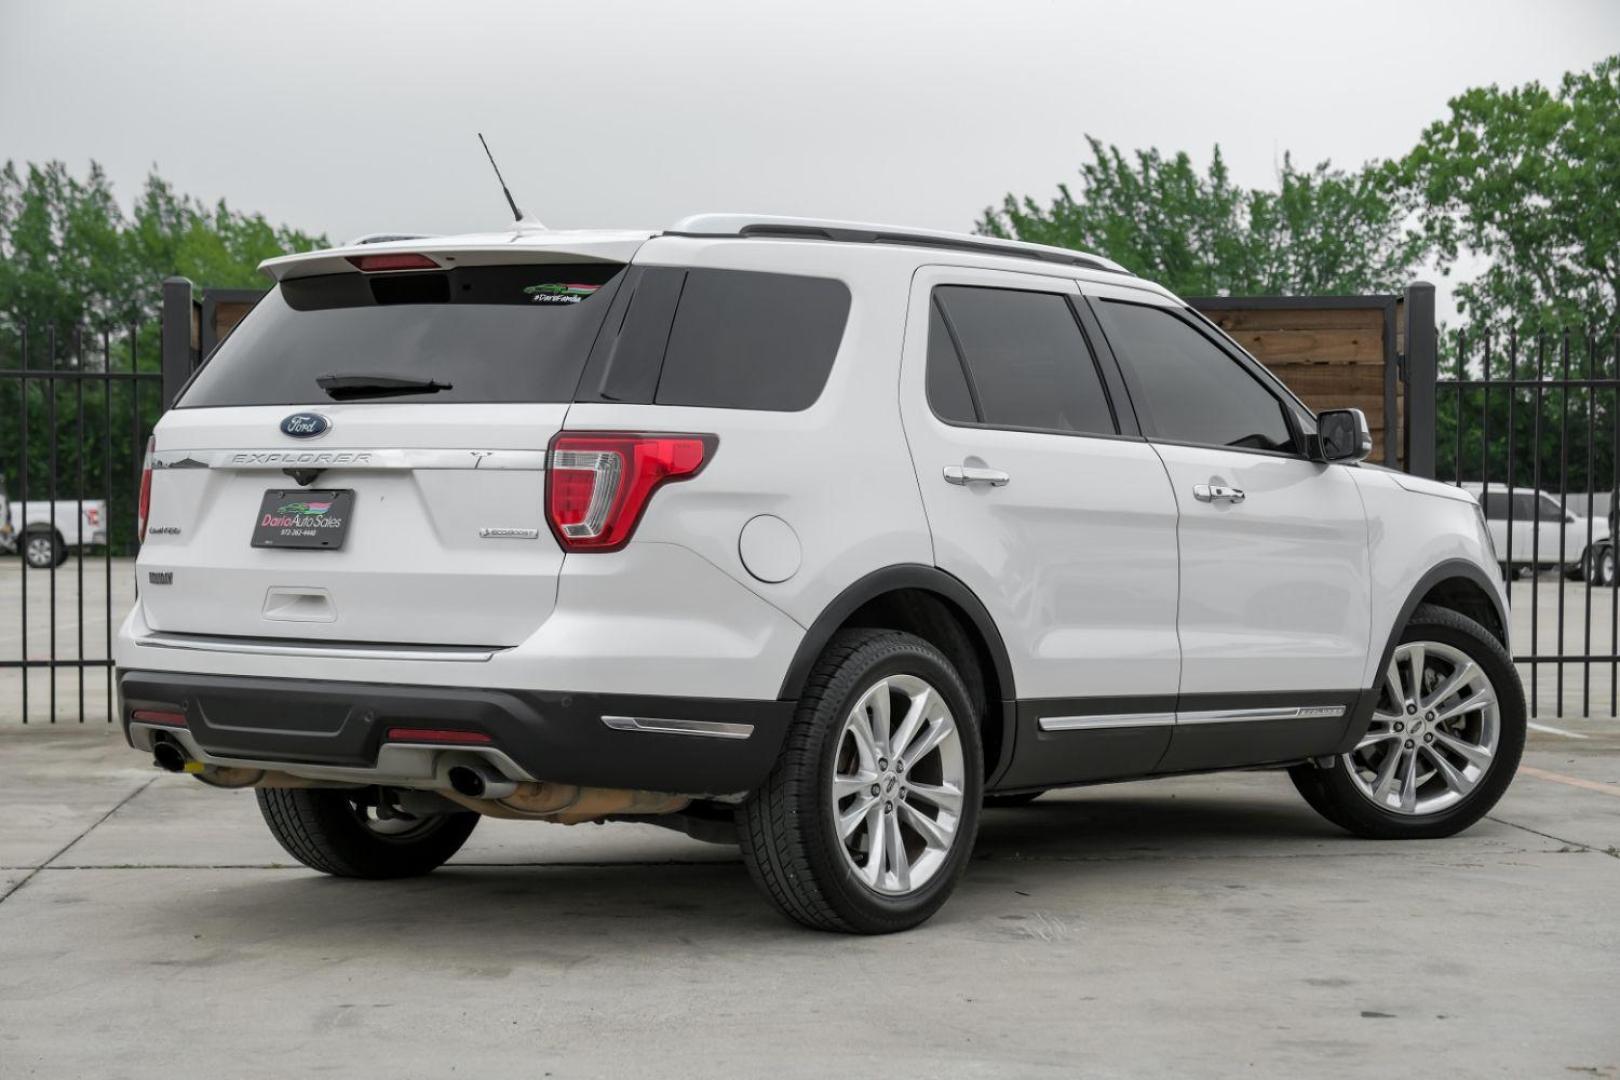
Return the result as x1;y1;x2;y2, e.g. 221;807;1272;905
663;214;1128;275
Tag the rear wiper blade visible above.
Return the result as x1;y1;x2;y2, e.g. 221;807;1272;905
316;373;453;400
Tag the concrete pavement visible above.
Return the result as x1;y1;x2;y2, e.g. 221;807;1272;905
1;723;1616;1078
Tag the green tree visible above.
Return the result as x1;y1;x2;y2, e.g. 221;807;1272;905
0;161;327;553
977;136;1426;296
1391;54;1620;341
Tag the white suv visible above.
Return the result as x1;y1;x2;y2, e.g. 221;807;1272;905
116;214;1525;933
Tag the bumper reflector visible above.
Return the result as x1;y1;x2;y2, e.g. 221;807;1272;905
132;709;187;727
385;727;493;745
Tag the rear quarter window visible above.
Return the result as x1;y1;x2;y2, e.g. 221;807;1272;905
652;269;851;412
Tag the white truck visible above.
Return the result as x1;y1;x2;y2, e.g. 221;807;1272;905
0;486;108;568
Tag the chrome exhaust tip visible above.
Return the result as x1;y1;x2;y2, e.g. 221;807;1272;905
446;763;517;800
152;741;188;773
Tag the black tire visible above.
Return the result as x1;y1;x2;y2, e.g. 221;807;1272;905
256;788;480;878
1290;604;1525;840
737;629;983;934
984;790;1045;808
23;530;66;569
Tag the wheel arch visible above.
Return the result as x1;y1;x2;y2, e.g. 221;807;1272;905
1374;558;1508;686
777;565;1017;781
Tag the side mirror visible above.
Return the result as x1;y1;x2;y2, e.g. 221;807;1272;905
1316;408;1373;464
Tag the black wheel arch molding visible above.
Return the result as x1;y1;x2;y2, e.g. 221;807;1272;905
776;563;1018;704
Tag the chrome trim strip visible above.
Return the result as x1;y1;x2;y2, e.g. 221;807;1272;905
1038;704;1346;732
1175;705;1347;725
152;448;548;471
601;715;755;740
1038;712;1176;732
135;631;498;663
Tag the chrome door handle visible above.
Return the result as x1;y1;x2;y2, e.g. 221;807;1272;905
943;465;1011;487
1193;484;1245;503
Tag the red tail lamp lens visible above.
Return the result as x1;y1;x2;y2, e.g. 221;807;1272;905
137;436;154;542
385;728;493;745
345;253;440;272
545;433;715;552
132;709;187;727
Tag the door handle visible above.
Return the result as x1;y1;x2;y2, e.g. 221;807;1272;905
943;465;1011;487
1193;484;1245;503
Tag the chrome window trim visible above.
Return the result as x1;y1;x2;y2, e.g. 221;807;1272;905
601;716;755;740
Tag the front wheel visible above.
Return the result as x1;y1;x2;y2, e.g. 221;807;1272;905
738;629;983;934
257;787;480;878
1289;604;1525;839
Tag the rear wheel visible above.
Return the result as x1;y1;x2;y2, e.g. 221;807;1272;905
23;530;66;569
738;629;982;934
1289;604;1524;839
257;787;479;878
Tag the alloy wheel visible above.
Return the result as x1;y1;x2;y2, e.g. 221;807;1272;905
1346;640;1500;816
830;674;966;896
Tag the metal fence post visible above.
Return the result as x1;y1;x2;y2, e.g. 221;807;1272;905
160;276;195;410
1404;281;1438;478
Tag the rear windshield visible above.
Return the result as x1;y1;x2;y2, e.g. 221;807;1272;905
177;263;625;407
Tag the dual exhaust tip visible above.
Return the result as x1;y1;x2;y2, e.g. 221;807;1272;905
155;739;518;800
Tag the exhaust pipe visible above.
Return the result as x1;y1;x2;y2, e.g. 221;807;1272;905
446;763;518;800
152;741;188;773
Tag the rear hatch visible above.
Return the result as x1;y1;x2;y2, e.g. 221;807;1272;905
139;241;639;646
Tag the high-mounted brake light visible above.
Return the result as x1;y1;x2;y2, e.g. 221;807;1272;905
546;433;716;552
136;436;154;543
345;253;440;272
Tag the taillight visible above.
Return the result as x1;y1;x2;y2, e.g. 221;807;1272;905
86;507;101;526
137;436;154;542
345;253;439;272
545;432;716;552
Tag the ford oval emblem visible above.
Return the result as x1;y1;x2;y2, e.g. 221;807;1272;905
280;413;330;439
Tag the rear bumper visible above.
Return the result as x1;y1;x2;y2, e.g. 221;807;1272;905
120;669;793;796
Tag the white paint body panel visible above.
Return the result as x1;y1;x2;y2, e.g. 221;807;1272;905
1150;441;1371;694
898;265;1181;701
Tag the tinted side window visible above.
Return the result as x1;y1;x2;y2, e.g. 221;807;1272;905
1481;491;1509;520
654;269;850;411
932;285;1115;435
1094;300;1296;453
925;299;977;423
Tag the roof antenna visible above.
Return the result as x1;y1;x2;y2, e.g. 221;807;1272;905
478;132;537;227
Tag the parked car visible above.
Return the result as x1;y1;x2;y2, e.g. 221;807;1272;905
0;485;108;568
1463;483;1611;582
115;214;1526;933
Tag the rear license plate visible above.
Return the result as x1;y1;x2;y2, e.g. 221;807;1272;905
251;489;354;549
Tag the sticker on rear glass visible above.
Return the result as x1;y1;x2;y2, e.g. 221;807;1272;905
524;282;600;305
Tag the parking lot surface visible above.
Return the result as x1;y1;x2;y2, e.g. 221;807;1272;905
1;723;1616;1078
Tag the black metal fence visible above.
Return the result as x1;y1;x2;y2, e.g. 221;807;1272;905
1423;319;1620;719
1;323;162;723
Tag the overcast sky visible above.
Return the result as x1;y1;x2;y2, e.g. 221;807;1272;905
2;0;1617;273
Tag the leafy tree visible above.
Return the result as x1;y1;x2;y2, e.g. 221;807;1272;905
977;136;1426;296
0;159;326;334
0;161;326;552
1391;54;1620;342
